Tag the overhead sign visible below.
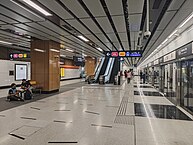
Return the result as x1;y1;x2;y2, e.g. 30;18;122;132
176;43;192;59
105;51;142;57
10;53;29;59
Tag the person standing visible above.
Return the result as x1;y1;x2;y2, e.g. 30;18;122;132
127;70;132;84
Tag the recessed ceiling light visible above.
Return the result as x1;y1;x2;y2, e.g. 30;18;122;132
179;13;193;28
168;30;178;38
96;47;103;52
50;49;60;53
78;35;89;42
22;0;52;16
34;48;45;52
66;48;74;52
0;40;12;45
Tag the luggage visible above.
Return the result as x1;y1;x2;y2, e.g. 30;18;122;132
24;90;32;100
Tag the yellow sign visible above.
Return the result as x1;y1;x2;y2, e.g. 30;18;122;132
119;52;125;57
23;54;27;58
60;68;65;77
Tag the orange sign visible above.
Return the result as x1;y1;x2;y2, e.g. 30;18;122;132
119;52;125;57
18;54;23;58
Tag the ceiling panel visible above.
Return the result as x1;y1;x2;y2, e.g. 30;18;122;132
129;14;141;32
122;42;129;50
0;6;32;23
65;19;90;34
96;17;114;33
0;15;17;24
1;0;44;22
128;0;144;14
38;21;69;36
95;33;109;43
0;20;6;25
167;0;185;11
106;0;123;15
112;16;127;32
37;0;73;20
83;0;106;17
157;11;176;30
118;33;127;42
1;25;47;40
60;0;89;18
81;18;101;33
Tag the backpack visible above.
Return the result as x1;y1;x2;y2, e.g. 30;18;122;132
24;90;32;100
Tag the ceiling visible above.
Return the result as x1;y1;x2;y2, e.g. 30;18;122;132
0;0;190;65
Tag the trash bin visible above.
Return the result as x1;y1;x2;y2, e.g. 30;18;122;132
114;75;118;85
99;75;104;84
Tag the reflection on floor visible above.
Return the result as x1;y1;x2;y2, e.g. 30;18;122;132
134;91;163;96
134;103;192;121
0;77;193;145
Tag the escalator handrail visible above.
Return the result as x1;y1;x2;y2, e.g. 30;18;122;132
104;58;113;76
94;57;105;80
104;58;115;83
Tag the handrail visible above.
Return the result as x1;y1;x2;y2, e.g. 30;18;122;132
104;58;115;83
94;57;105;80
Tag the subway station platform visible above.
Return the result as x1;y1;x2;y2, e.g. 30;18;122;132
0;78;193;145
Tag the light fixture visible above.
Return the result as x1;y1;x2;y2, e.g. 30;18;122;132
21;0;52;16
66;48;74;52
83;54;87;57
50;49;60;53
34;48;45;52
161;39;168;45
60;54;66;57
78;35;89;42
96;47;103;52
0;40;12;45
168;30;178;38
179;13;193;28
10;0;45;20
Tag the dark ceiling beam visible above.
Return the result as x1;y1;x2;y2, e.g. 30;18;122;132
122;0;132;65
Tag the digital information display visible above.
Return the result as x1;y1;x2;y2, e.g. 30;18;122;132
105;51;142;57
15;64;27;81
10;53;29;59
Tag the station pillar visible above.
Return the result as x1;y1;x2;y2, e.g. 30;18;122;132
31;40;60;92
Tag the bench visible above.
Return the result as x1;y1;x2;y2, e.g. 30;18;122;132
30;81;42;94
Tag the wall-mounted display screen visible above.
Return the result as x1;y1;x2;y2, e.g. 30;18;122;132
15;64;27;81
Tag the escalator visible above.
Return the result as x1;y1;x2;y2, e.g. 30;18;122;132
95;57;109;83
109;57;119;83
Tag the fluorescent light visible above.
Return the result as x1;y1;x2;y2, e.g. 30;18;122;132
161;39;168;45
22;0;52;16
78;35;89;42
66;48;74;52
60;55;66;57
10;0;45;20
50;49;60;53
96;47;103;52
179;13;193;28
168;30;178;38
0;40;12;45
34;48;45;52
82;54;87;57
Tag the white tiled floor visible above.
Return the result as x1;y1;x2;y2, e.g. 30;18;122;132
0;78;193;145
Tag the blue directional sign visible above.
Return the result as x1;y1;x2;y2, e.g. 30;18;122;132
104;51;142;57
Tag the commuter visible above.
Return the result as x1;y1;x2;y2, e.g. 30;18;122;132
127;70;132;84
7;83;24;101
142;73;146;84
124;70;127;78
140;71;143;80
21;79;33;100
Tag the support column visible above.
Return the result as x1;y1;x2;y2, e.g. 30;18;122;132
31;40;60;92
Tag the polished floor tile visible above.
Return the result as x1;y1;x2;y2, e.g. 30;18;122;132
134;103;192;121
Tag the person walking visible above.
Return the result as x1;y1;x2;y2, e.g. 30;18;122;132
127;70;132;84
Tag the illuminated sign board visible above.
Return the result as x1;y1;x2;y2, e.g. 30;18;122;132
105;51;142;57
9;53;30;59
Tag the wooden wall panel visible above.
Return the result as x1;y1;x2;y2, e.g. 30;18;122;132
85;57;96;76
31;40;60;92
